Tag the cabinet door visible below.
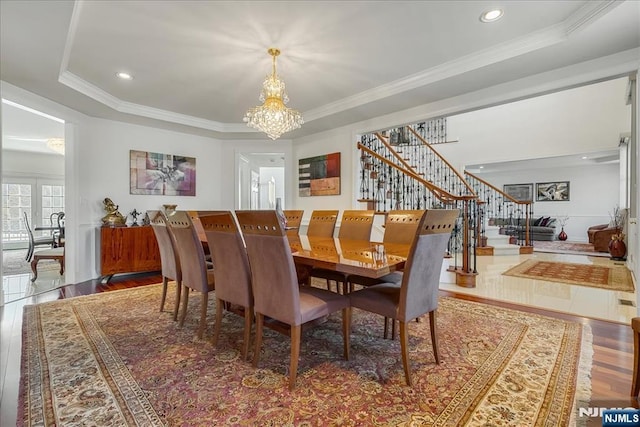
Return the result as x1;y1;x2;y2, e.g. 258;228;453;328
133;226;162;271
100;227;136;275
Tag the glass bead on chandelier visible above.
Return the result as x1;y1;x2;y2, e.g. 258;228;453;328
244;48;303;140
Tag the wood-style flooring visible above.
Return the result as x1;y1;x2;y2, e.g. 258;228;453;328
0;272;635;425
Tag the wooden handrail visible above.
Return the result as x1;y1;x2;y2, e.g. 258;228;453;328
407;126;476;196
464;171;532;206
358;143;460;202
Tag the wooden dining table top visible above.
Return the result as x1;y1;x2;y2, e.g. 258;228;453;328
289;235;409;279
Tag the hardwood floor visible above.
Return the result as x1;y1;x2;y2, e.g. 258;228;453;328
0;272;635;425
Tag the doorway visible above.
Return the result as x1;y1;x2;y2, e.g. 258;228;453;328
238;152;286;210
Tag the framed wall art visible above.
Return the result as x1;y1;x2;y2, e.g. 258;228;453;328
130;150;196;196
503;183;533;202
298;152;341;197
536;181;569;201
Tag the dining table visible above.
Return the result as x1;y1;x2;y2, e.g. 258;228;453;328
289;235;409;279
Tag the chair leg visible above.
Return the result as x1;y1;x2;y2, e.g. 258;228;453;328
253;313;264;368
198;291;209;339
289;324;301;391
342;307;351;361
392;319;397;340
399;321;412;386
384;317;390;339
242;306;253;361
178;286;190;327
173;280;182;321
159;277;168;312
213;298;224;347
429;311;440;364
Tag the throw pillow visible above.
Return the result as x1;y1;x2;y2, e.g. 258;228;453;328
540;216;551;226
546;218;556;227
533;217;544;226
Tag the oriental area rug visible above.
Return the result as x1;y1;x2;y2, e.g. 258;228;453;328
503;259;634;292
533;241;609;258
19;283;592;426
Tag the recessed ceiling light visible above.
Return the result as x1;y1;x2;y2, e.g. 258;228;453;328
480;9;504;23
116;72;133;80
582;156;588;159
479;166;484;169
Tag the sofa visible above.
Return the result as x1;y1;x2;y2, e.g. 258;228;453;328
491;216;557;241
587;224;618;252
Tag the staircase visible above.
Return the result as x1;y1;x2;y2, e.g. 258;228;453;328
483;225;521;256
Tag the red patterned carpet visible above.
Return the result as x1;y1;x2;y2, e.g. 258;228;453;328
503;260;634;292
19;283;591;425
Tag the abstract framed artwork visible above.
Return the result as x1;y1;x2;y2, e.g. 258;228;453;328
503;183;533;202
298;152;341;196
130;150;196;196
536;181;569;201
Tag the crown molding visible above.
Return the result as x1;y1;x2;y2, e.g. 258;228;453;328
57;0;626;134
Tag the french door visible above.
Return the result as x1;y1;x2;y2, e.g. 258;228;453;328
1;177;65;250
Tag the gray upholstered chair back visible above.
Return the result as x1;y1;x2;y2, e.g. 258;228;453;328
399;209;459;321
307;210;339;237
338;210;375;241
165;211;210;293
148;210;181;281
235;210;302;325
383;210;425;244
199;211;252;308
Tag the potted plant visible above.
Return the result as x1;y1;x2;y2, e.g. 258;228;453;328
609;206;627;260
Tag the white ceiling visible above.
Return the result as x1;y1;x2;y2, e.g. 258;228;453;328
1;0;639;146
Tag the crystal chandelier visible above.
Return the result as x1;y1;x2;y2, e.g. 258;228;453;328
46;138;65;155
244;48;303;140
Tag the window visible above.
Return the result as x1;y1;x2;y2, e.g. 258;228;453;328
1;179;64;248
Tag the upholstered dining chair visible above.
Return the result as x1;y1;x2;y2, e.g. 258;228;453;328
306;210;339;237
23;211;56;262
310;210;375;294
235;210;351;390
198;211;254;361
165;210;215;339
348;209;459;386
283;209;304;236
148;210;182;320
346;209;424;293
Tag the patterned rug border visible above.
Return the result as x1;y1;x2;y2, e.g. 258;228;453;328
502;259;635;292
19;283;593;426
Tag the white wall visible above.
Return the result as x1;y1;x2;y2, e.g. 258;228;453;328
441;78;631;169
291;78;631;219
292;127;356;222
2;150;64;177
472;162;620;242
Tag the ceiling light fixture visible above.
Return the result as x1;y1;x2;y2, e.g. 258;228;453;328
480;9;504;23
46;138;65;155
116;71;133;80
243;48;303;140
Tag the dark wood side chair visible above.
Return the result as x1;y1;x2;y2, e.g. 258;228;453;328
23;211;56;262
348;209;459;386
632;317;640;396
198;211;254;361
235;210;351;390
310;210;375;294
148;210;182;320
165;210;215;339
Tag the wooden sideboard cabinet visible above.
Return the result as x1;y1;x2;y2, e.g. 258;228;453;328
99;225;161;280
